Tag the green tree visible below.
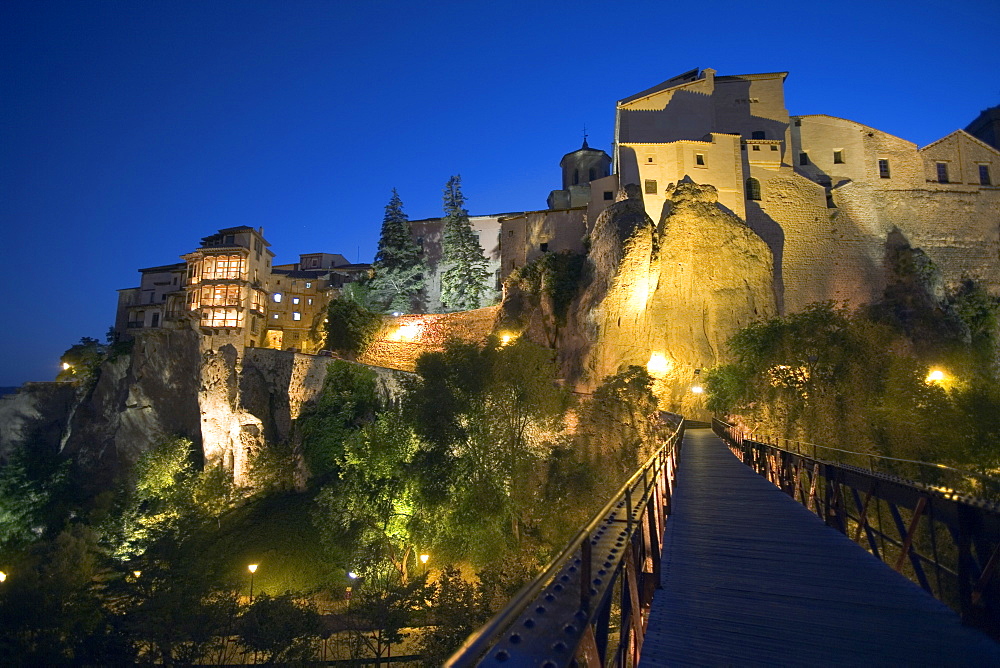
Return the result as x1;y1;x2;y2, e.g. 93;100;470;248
369;189;427;313
234;593;321;664
298;361;380;479
325;296;385;359
56;336;107;384
344;570;428;666
440;176;490;311
0;441;74;551
405;338;566;564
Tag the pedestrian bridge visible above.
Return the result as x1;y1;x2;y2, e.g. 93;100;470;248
446;420;1000;666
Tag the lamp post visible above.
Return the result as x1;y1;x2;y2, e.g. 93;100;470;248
248;564;258;605
419;553;429;575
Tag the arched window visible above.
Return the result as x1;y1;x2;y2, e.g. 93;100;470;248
573;169;579;185
746;178;761;201
751;130;766;140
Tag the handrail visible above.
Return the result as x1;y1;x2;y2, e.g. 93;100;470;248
445;415;684;667
762;435;1000;483
714;418;1000;638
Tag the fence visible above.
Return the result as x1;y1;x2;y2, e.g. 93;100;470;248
444;417;685;667
713;418;1000;638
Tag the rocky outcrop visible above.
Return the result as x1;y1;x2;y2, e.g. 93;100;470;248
0;382;77;461
563;181;776;417
60;330;203;488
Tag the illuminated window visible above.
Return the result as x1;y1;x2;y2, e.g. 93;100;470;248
307;298;313;305
272;313;279;319
305;282;312;288
937;162;949;183
292;297;300;305
980;164;992;186
695;154;705;166
201;307;239;328
879;159;891;178
644;179;657;194
833;150;844;164
273;293;282;302
292;312;301;321
746;178;761;201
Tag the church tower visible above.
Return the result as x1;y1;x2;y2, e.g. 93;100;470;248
548;136;612;209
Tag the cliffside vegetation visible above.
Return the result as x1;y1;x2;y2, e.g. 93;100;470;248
0;340;666;664
707;247;1000;475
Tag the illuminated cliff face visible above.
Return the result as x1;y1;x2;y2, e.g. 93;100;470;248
581;181;776;416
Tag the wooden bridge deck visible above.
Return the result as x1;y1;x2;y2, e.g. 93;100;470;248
640;428;1000;667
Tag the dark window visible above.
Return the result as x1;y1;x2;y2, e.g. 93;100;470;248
573;169;579;185
223;235;235;245
752;145;760;151
980;164;992;186
151;312;160;327
752;131;766;140
644;179;657;194
589;168;596;181
508;230;514;237
799;153;809;165
647;157;654;163
746;178;761;201
794;119;802;127
879;159;891;178
695;153;705;166
540;243;549;253
741;143;746;151
937;162;949;183
603;191;614;200
833;150;844;164
770;145;778;151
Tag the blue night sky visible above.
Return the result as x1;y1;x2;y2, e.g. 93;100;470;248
1;0;998;386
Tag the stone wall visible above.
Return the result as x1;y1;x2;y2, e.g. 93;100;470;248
358;306;501;372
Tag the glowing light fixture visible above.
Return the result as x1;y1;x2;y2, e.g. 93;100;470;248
926;368;945;383
691;385;704;394
646;353;671;376
133;570;142;578
499;332;515;346
390;322;423;342
248;563;258;574
348;571;359;579
61;362;71;370
0;571;6;583
419;554;429;564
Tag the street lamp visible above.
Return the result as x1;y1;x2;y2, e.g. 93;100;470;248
0;571;6;583
248;564;258;604
419;554;429;575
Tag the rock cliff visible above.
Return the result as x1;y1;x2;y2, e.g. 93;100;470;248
539;181;776;417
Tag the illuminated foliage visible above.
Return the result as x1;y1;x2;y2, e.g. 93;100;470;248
440;175;490;311
324;296;386;358
369;189;427;313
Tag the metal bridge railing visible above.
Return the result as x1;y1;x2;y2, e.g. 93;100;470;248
714;418;1000;639
445;417;685;668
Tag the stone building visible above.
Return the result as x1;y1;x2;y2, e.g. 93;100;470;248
267;252;370;353
613;68;1000;312
114;262;187;337
114;227;368;355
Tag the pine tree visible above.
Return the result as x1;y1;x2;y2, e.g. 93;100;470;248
440;175;490;311
368;189;426;313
